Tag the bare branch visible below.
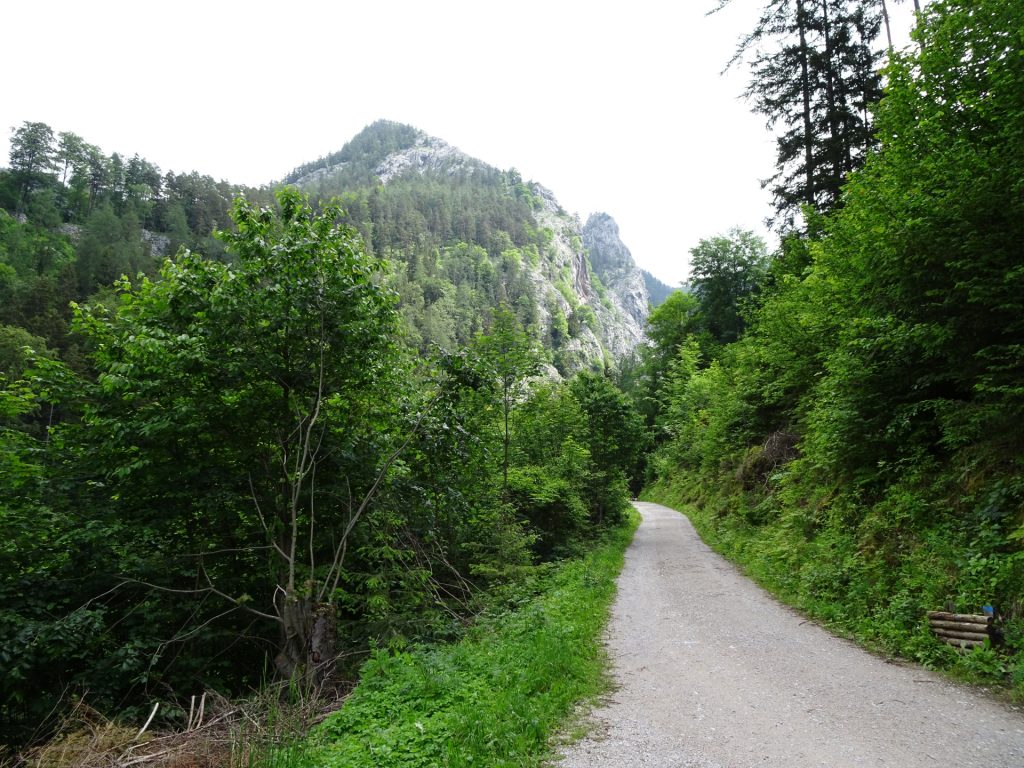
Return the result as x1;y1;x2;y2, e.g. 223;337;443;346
158;604;248;646
135;702;159;740
200;566;281;623
249;474;292;564
120;577;281;623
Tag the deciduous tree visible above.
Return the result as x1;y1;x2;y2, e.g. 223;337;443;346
73;188;409;684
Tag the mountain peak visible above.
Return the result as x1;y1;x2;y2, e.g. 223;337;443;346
583;213;635;276
585;212;619;236
283;120;491;189
582;212;650;334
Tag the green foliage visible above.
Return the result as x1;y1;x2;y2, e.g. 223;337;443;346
0;211;77;353
1;172;648;747
569;371;647;499
0;325;51;378
630;290;701;429
297;513;637;768
688;228;769;347
0;120;651;748
9;121;57;210
797;0;1024;479
70;188;408;682
0;361;117;744
0;122;274;368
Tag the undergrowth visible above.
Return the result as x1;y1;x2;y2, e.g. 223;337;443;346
6;686;321;768
642;475;1024;699
267;511;637;768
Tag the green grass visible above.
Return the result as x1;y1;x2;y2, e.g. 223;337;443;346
282;512;637;767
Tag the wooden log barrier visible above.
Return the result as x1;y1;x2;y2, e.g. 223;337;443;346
929;618;991;626
933;636;988;649
932;628;990;642
928;619;988;632
926;611;995;649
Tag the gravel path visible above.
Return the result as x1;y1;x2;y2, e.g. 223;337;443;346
556;501;1024;768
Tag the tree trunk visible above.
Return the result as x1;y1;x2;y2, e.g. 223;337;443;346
796;0;816;210
276;591;337;687
503;384;511;496
880;0;893;52
309;602;338;683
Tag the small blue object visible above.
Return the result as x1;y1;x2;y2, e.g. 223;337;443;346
982;605;994;617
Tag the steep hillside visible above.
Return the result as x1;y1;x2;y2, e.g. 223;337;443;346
287;120;650;372
582;212;650;340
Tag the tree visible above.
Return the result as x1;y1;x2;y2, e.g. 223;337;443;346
55;131;86;188
719;0;884;226
630;289;702;430
689;228;769;347
8;122;57;213
75;205;131;294
569;371;648;501
507;383;593;558
474;304;542;494
73;188;410;684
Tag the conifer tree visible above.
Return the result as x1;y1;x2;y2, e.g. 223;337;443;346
718;0;883;227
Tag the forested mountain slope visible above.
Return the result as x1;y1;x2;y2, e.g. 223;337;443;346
284;120;651;372
0;119;653;380
640;269;676;307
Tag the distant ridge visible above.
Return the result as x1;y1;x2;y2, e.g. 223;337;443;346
642;270;676;307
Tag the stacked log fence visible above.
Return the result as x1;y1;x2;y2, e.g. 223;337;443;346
926;611;994;649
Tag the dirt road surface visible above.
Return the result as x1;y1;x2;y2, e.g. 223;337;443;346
556;501;1024;768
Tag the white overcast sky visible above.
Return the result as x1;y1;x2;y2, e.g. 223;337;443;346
1;0;920;286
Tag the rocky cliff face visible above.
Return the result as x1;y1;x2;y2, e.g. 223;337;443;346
582;213;650;345
503;183;648;366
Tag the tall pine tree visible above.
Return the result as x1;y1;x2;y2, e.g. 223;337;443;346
719;0;883;227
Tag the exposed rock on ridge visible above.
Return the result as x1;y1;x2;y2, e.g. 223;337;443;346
350;129;652;365
528;186;646;365
375;135;474;183
583;213;650;350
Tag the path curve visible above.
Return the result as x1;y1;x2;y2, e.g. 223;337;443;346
557;501;1024;767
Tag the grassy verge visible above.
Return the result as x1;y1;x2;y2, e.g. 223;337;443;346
642;475;1024;698
285;511;637;768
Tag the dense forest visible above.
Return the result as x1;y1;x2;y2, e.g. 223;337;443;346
640;0;1024;693
2;0;1023;762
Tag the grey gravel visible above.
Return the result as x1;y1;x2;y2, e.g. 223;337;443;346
556;502;1024;767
